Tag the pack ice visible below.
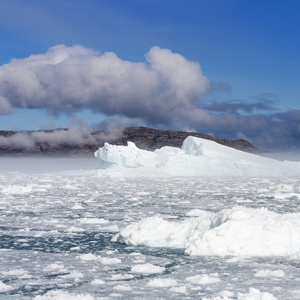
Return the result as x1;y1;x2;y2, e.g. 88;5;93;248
95;136;300;176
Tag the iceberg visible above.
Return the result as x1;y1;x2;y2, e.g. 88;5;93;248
114;207;300;257
95;136;300;177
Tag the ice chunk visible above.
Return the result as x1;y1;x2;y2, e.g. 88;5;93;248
0;280;13;292
237;288;277;300
254;270;285;278
34;290;94;299
1;184;34;195
147;278;178;287
111;274;134;280
113;285;132;291
79;253;100;261
169;286;187;294
115;212;213;249
131;263;165;274
79;218;109;224
90;279;105;285
100;257;121;264
115;207;300;257
203;288;277;300
61;271;84;279
95;136;300;177
185;274;220;285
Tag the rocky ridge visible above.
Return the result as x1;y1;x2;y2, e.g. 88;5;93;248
0;127;263;157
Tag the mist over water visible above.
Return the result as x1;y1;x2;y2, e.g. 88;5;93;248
0;157;99;173
0;126;123;149
262;151;300;162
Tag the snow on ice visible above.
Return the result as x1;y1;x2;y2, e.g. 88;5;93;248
94;136;300;177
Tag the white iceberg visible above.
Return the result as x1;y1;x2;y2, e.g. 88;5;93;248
95;136;300;177
114;207;300;257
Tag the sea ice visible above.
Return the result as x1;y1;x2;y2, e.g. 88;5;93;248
185;274;221;285
61;270;84;279
131;263;165;274
99;257;121;264
95;136;300;177
254;270;285;278
79;253;101;261
1;184;35;195
1;168;300;299
90;279;105;285
79;217;109;224
34;290;94;300
147;278;178;287
237;288;277;300
169;286;187;294
0;280;13;292
115;206;300;257
203;288;277;300
110;274;134;280
113;285;132;291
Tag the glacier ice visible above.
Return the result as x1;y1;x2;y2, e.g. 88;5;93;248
95;136;300;177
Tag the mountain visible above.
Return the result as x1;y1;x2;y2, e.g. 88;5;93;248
0;127;263;157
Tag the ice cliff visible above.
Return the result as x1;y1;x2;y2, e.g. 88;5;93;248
94;136;300;177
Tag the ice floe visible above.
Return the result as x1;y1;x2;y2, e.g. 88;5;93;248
131;263;165;274
115;206;300;257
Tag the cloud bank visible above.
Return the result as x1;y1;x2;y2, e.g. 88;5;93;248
0;126;122;149
0;44;299;150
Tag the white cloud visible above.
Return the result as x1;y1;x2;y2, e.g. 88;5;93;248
1;44;299;150
0;45;210;123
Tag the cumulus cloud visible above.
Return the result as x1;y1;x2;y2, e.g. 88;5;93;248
0;44;299;151
0;44;210;122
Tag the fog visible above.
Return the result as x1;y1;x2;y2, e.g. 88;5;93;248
0;126;123;149
261;151;300;162
0;157;99;173
1;149;299;175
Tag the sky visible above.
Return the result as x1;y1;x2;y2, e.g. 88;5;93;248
0;0;299;151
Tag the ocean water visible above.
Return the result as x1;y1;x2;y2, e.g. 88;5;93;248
0;158;300;299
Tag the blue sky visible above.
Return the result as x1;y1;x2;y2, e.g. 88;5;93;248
0;0;299;150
